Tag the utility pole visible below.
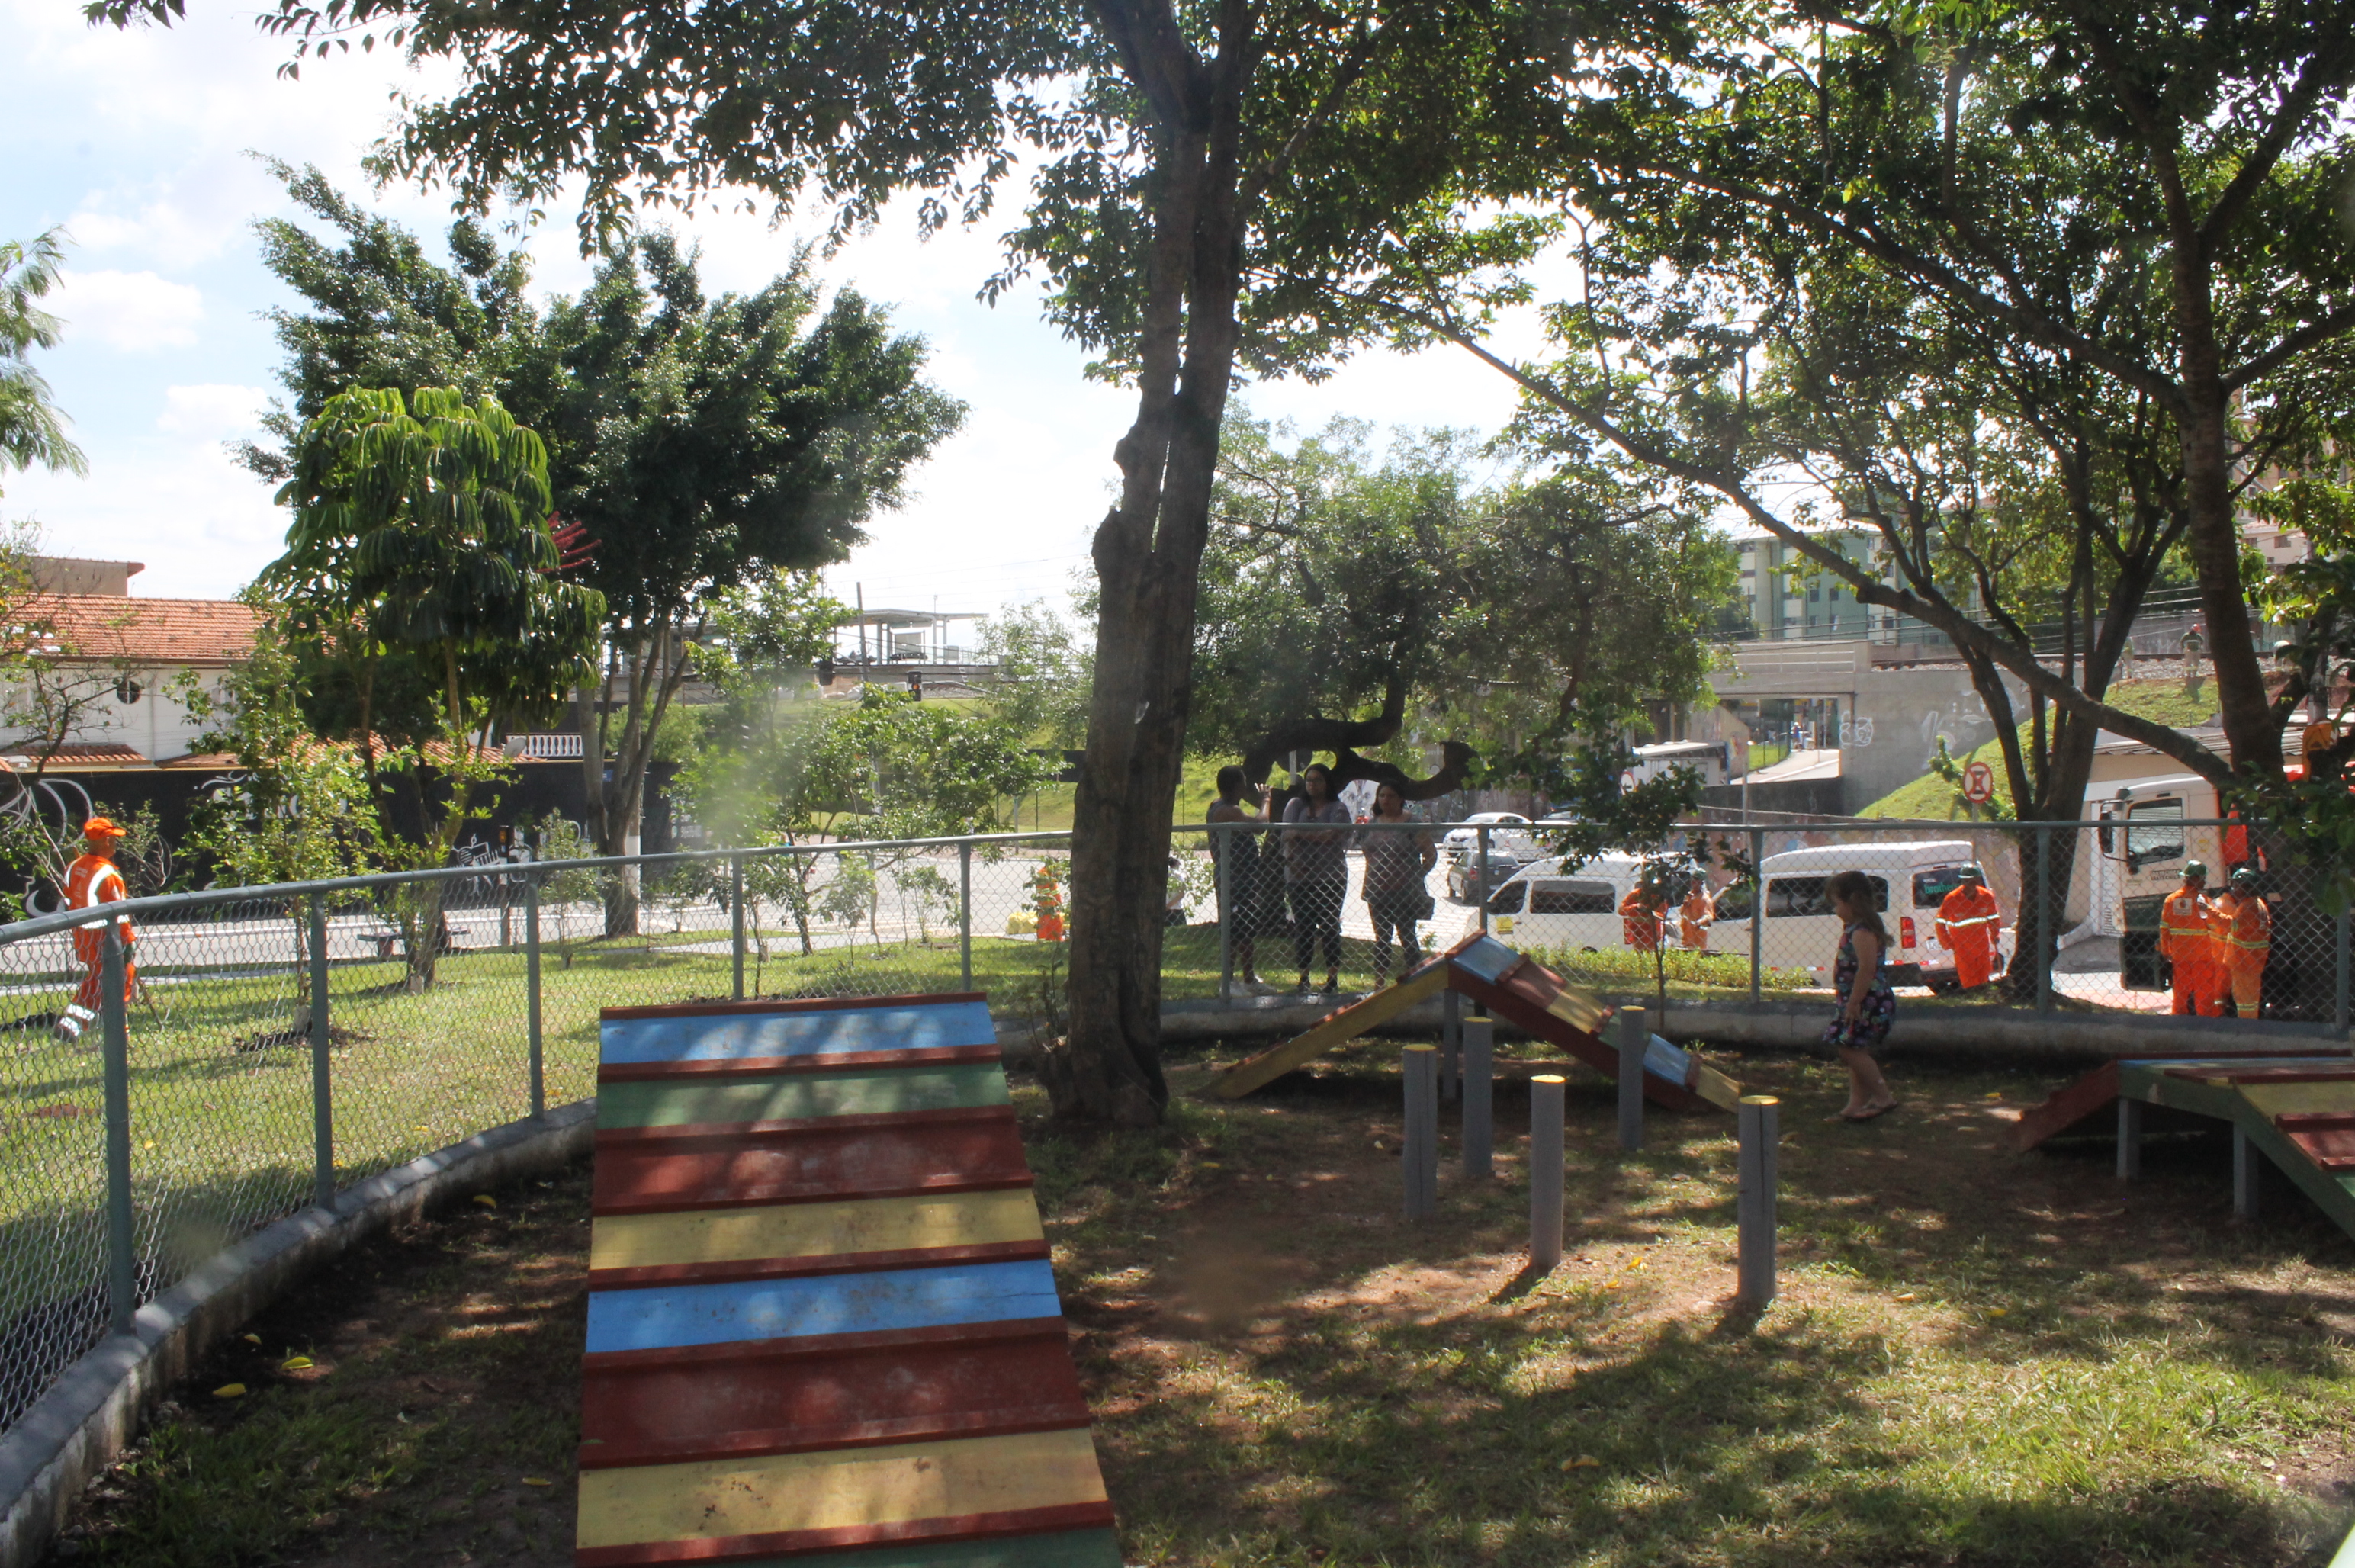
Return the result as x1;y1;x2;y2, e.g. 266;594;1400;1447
857;582;867;667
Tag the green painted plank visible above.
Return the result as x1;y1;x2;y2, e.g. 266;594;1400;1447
598;1065;1011;1130
718;1528;1125;1568
2118;1067;2355;1242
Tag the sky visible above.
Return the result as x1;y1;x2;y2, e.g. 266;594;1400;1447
1;0;1549;635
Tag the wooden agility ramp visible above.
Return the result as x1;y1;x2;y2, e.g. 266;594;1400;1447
2017;1048;2355;1240
1209;932;1743;1110
577;992;1121;1568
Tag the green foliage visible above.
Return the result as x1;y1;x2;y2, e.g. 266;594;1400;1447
0;230;85;490
974;599;1091;750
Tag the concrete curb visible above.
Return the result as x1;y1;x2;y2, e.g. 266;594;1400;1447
1067;994;2353;1069
0;1100;597;1568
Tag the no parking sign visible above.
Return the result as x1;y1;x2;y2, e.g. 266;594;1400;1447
1961;760;1995;805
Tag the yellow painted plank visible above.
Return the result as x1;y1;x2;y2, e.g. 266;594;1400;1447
1542;985;1608;1035
2241;1081;2355;1119
1690;1060;1744;1111
1210;965;1450;1100
589;1189;1045;1272
576;1428;1109;1551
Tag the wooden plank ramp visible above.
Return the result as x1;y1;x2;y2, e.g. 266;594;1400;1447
578;992;1121;1568
2019;1049;2355;1244
1210;933;1741;1110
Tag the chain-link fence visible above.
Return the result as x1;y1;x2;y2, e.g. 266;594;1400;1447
5;814;2347;1443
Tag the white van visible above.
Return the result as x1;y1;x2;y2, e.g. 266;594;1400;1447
1708;840;2008;991
1483;853;1650;951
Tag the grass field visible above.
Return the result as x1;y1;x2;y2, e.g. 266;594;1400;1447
49;1039;2355;1566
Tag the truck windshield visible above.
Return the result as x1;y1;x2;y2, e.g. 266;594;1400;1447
2127;801;2186;870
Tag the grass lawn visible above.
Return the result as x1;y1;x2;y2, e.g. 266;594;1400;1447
53;1039;2355;1566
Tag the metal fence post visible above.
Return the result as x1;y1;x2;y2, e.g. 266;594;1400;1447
525;869;545;1119
2035;824;2054;1015
1618;1005;1647;1153
2335;904;2350;1034
1737;1094;1780;1306
960;839;975;994
101;927;135;1335
1748;827;1764;1004
1529;1075;1566;1271
731;853;747;1001
1215;824;1232;1004
1476;824;1491;935
310;893;333;1209
1461;1017;1494;1180
1402;1044;1439;1221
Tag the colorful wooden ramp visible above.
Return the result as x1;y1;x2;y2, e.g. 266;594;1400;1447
2017;1048;2355;1242
1209;933;1742;1110
578;993;1121;1568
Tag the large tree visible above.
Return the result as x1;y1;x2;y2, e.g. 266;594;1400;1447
0;230;86;493
238;167;963;930
92;0;1640;1126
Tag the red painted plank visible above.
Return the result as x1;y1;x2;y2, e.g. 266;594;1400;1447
2277;1112;2355;1132
598;1044;1002;1082
581;1332;1091;1469
594;1112;1033;1213
581;1316;1069;1377
589;1239;1052;1292
1447;969;1702;1112
595;1106;1011;1150
573;1501;1120;1567
2012;1062;2121;1152
599;991;987;1022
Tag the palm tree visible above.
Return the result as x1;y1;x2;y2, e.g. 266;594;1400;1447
0;229;86;492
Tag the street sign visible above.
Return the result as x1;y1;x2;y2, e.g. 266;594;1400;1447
1620;769;1638;794
1961;760;1995;805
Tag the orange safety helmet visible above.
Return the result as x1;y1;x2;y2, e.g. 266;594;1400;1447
82;816;127;841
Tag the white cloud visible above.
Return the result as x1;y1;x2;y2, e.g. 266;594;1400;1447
156;384;269;439
53;270;206;352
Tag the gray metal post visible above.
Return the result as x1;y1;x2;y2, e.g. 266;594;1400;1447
1749;827;1764;1004
1215;824;1232;1004
101;928;137;1335
525;870;545;1118
1617;1005;1647;1152
2116;1097;2142;1181
731;853;747;1001
1461;1017;1494;1180
2336;905;2350;1034
1529;1074;1565;1271
1737;1094;1780;1306
2035;824;2053;1015
960;839;975;994
1476;824;1491;935
310;893;333;1208
1441;988;1462;1104
2233;1126;2260;1221
1402;1044;1439;1221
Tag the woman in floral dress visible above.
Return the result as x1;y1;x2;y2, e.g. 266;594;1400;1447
1823;869;1898;1121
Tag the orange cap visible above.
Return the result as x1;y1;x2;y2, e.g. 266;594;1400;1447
82;816;127;840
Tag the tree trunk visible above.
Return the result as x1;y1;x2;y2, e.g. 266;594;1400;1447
1052;25;1251;1127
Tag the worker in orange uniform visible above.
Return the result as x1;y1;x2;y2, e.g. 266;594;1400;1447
2155;860;2222;1017
56;818;136;1046
1933;866;2003;990
1619;875;1668;953
2212;865;2273;1019
1678;879;1714;950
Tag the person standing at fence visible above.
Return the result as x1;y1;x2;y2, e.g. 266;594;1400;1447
1282;763;1353;994
1933;866;2003;990
1356;781;1435;986
2157;861;2224;1017
1619;872;1669;953
2213;866;2273;1018
1678;876;1714;950
56;818;136;1046
1208;766;1275;990
1823;868;1898;1121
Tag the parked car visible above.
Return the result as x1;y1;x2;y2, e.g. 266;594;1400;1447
1440;813;1541;901
1706;840;2012;991
1484;853;1651;949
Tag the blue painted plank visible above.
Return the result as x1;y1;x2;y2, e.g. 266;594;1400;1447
1451;935;1523;985
586;1259;1065;1354
600;1001;998;1065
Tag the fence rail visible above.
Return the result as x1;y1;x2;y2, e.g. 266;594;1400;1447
2;815;2346;1439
